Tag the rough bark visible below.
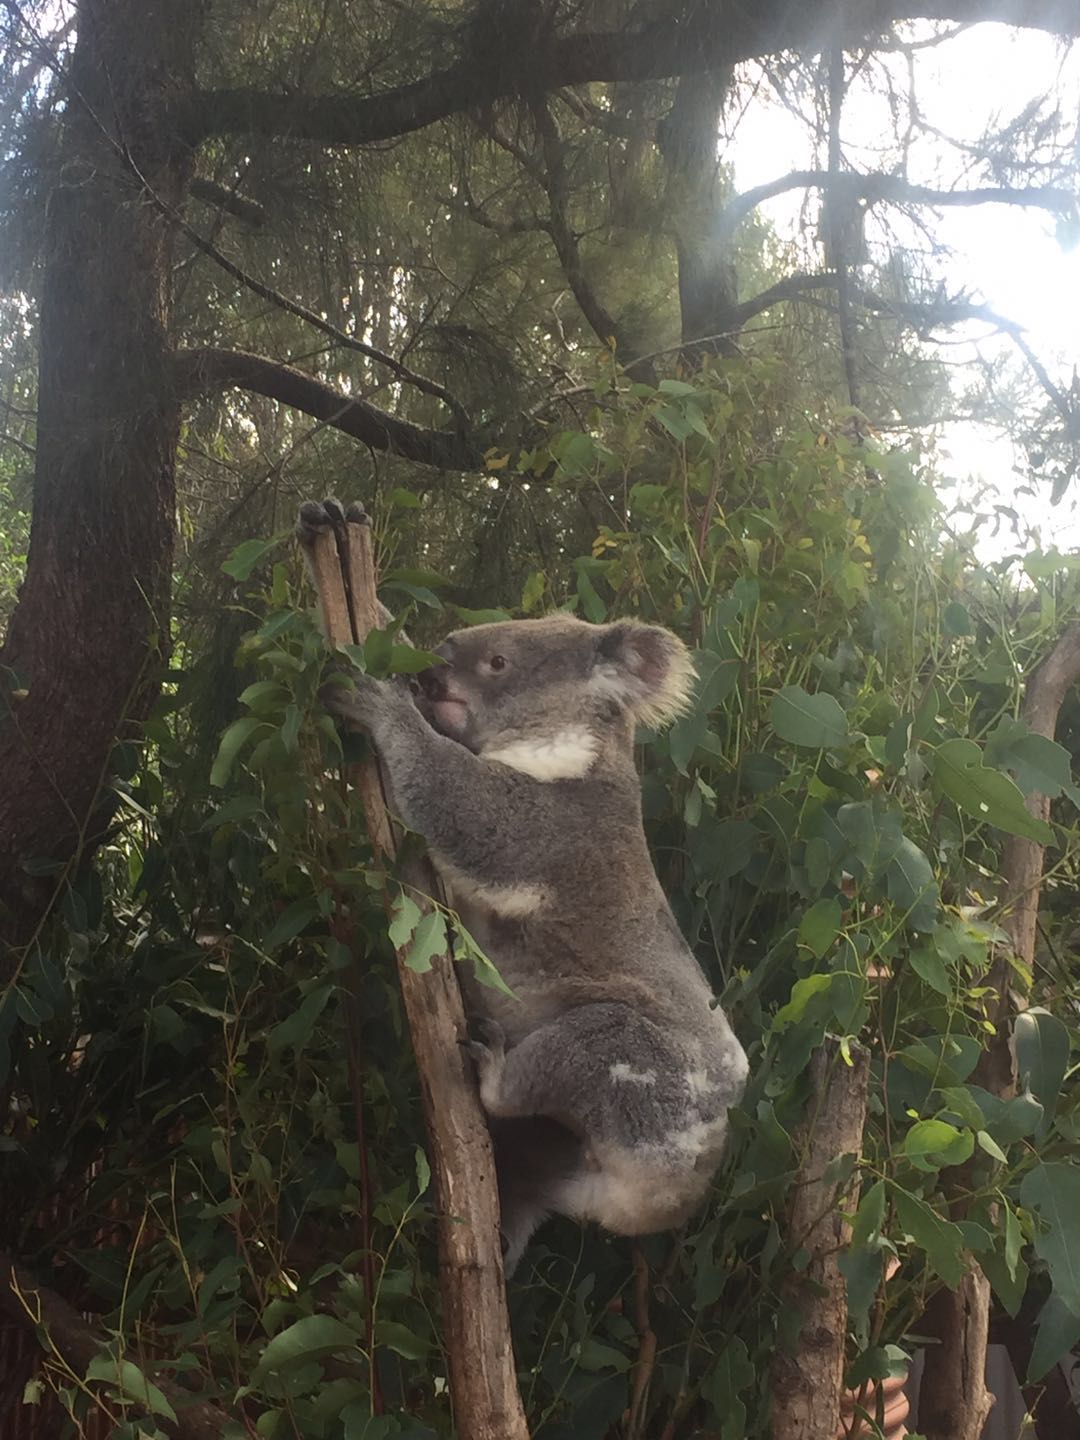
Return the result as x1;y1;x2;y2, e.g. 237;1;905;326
917;622;1080;1440
0;0;199;957
299;503;529;1440
771;1040;871;1440
918;1273;995;1440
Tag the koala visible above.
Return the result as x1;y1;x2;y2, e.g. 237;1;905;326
329;612;749;1273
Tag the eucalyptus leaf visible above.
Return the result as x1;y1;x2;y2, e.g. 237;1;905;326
1028;1292;1080;1383
405;909;449;972
892;1187;967;1287
932;739;1054;842
222;536;281;581
798;898;842;958
1020;1162;1080;1314
210;717;267;788
886;837;939;931
1014;1008;1070;1121
908;944;950;996
903;1118;974;1171
84;1356;177;1423
253;1314;362;1380
264;896;322;951
771;686;848;749
985;719;1073;798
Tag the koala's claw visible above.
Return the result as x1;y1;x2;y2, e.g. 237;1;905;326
464;1020;507;1111
467;1018;507;1055
296;500;336;549
464;1019;506;1071
320;680;375;729
296;496;368;545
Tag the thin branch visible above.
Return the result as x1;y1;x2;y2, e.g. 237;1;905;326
168;212;467;423
717;271;1077;431
0;11;72;115
1008;327;1075;430
449;173;552;238
530;96;638;363
0;430;34;457
174;348;484;472
732;270;1016;336
188;177;266;227
627;1245;658;1439
721;169;1078;235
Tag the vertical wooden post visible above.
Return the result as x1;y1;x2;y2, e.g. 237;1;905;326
298;500;530;1440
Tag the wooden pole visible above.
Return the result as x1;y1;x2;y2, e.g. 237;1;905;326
297;500;529;1440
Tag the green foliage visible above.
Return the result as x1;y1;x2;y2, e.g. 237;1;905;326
5;357;1080;1437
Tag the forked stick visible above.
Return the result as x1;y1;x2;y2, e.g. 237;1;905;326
296;499;529;1440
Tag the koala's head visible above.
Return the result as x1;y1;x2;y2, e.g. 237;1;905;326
416;615;693;779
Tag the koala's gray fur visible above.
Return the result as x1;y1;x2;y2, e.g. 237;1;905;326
330;612;749;1273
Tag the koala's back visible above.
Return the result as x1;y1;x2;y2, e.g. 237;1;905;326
449;770;745;1162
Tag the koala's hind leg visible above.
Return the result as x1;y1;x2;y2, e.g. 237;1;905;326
487;1115;583;1275
472;1003;742;1240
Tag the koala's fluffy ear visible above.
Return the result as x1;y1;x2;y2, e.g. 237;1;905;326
593;621;695;729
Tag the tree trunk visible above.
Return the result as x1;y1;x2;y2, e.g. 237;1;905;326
0;0;197;954
918;1274;994;1440
657;69;740;358
771;1040;871;1440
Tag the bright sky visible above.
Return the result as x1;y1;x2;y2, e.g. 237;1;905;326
728;23;1080;562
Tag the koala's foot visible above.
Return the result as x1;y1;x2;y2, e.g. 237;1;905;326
465;1019;507;1112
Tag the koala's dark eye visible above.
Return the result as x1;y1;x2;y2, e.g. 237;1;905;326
489;654;508;672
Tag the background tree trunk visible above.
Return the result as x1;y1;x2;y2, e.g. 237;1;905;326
657;69;739;358
0;0;198;954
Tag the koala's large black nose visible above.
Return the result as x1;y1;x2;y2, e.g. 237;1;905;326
417;641;453;699
417;666;446;699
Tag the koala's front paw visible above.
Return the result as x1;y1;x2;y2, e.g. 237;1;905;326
321;675;389;731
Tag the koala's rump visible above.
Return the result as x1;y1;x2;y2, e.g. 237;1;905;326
487;1000;744;1236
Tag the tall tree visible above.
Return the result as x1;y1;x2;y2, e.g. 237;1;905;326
0;0;1077;942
